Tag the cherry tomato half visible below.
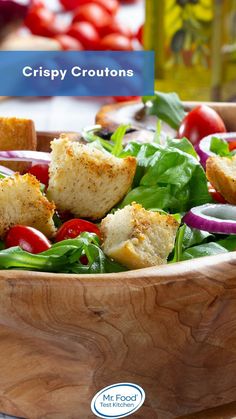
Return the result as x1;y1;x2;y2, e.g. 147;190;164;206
136;23;143;44
99;33;133;50
178;105;226;146
25;5;63;38
72;3;111;34
229;141;236;151
208;184;227;204
67;22;100;50
27;164;49;187
99;17;133;38
60;0;119;14
5;225;51;254
55;219;101;242
113;96;140;102
55;34;83;50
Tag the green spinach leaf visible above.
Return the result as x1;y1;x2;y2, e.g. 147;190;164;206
121;140;211;213
143;91;186;129
210;136;231;157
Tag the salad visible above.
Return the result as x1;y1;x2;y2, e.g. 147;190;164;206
0;91;236;274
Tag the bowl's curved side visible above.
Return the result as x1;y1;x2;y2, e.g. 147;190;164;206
0;253;236;418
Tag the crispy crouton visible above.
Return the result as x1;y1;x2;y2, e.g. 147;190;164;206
0;173;55;238
101;203;179;269
0;117;37;172
206;155;236;204
47;135;137;220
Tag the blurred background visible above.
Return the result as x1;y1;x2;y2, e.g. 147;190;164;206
0;0;235;131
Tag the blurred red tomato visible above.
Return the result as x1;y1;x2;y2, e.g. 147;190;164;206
99;17;133;38
178;105;226;146
28;164;49;187
136;23;143;44
60;0;118;14
72;3;111;34
55;34;84;50
5;225;51;254
208;184;227;204
99;33;133;50
113;96;140;102
25;5;63;37
55;219;101;242
228;141;236;151
67;22;100;49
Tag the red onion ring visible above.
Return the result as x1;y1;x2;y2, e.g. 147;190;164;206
0;150;51;164
0;164;15;176
183;203;236;234
197;132;236;168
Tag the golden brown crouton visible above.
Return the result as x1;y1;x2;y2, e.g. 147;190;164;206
47;135;137;220
0;173;55;238
206;155;236;204
0;117;37;172
101;203;179;270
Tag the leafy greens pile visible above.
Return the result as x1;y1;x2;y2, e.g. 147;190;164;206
0;232;125;273
170;225;236;262
120;137;211;213
0;91;235;273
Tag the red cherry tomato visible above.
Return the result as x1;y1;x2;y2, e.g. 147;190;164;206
113;96;140;102
54;34;83;50
28;164;49;187
229;141;236;151
5;225;51;254
67;22;100;50
136;24;143;44
208;184;227;204
178;105;226;146
60;0;119;14
99;17;133;38
55;219;101;242
72;3;111;34
25;5;63;38
99;33;133;50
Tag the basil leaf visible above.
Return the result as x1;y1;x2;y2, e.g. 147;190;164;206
143;91;186;129
167;137;198;158
0;232;125;273
210;136;231;157
171;224;186;263
121;140;211;213
181;242;228;260
111;124;130;157
182;226;214;249
216;235;236;251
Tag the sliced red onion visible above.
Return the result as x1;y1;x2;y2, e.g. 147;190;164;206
0;150;51;164
183;204;236;234
0;164;15;176
197;132;236;167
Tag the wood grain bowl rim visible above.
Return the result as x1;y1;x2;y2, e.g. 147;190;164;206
0;250;236;281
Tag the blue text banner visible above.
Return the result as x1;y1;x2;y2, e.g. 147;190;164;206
0;51;154;96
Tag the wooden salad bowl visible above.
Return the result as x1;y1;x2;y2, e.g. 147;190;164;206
0;102;236;419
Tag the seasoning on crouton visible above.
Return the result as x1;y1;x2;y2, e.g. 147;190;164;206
0;173;55;238
47;135;137;220
0;117;37;172
101;203;179;269
206;155;236;204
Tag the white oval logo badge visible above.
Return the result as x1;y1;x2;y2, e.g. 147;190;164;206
91;382;145;419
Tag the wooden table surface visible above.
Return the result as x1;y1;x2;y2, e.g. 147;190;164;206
1;401;236;419
177;401;236;418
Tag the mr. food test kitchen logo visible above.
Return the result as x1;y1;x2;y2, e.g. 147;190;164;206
91;382;145;418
